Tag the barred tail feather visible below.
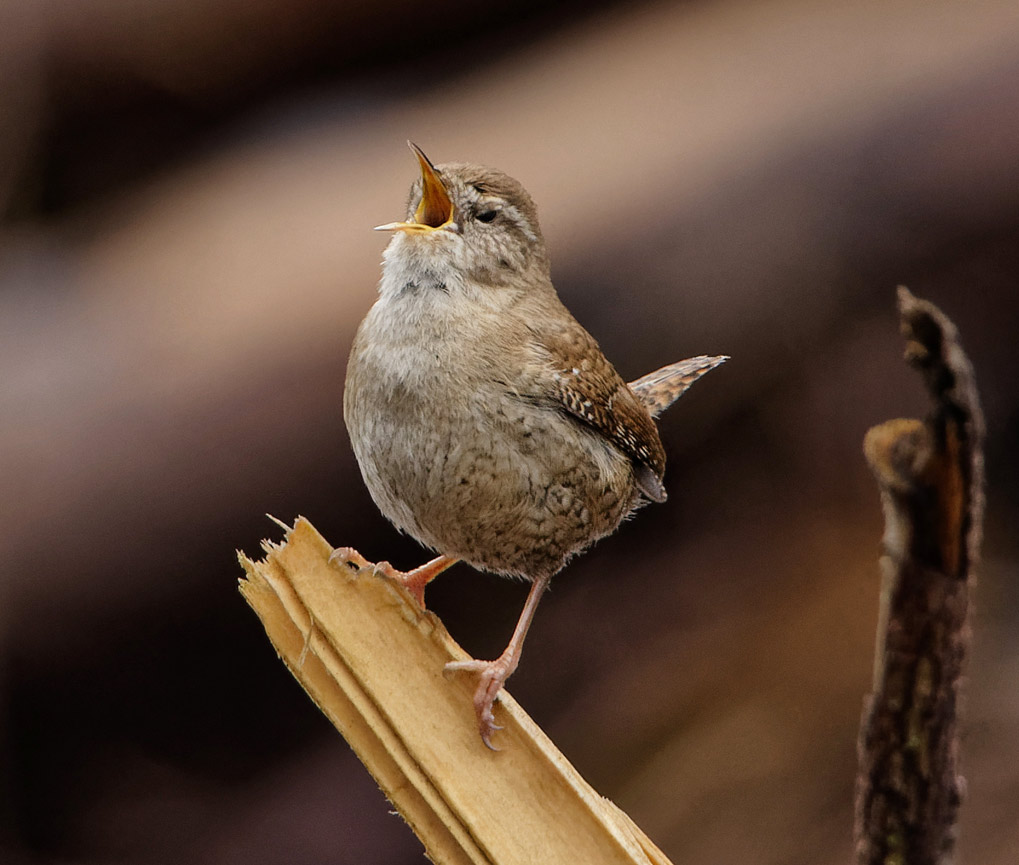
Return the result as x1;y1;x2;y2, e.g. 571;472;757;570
628;355;728;418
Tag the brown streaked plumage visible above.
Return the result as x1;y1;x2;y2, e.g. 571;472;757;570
343;142;726;747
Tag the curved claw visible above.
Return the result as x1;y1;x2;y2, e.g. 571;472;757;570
371;560;396;579
445;656;516;750
328;546;372;570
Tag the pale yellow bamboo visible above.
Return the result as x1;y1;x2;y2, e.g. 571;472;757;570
238;516;673;865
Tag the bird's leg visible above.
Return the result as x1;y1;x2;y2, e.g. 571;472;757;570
372;554;458;608
445;573;552;749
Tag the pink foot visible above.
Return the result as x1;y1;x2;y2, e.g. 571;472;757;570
329;549;456;608
371;560;427;607
445;653;518;750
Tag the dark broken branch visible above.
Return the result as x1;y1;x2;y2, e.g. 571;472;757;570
855;287;985;865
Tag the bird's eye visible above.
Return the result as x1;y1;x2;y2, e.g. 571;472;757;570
476;209;498;223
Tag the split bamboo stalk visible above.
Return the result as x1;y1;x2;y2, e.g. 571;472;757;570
239;517;673;865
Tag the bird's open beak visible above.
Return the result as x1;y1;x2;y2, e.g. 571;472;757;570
374;142;456;233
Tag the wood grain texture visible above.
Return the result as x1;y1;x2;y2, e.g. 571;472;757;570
239;517;673;865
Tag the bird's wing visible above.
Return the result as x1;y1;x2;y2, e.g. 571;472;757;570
525;318;668;503
628;355;728;418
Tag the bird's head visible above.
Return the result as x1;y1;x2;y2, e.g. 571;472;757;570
376;143;550;289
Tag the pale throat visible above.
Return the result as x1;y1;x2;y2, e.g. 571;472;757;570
378;235;458;294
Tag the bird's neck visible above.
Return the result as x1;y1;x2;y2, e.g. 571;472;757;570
378;239;462;300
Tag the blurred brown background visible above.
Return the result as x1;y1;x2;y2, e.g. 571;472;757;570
2;0;1017;862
